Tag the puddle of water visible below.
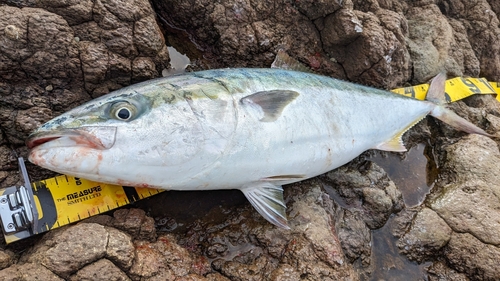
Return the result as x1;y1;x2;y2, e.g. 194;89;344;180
363;143;437;280
369;215;432;281
370;143;437;207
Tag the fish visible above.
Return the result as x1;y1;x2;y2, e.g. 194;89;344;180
26;67;492;228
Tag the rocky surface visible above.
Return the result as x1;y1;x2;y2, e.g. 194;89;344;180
1;0;500;280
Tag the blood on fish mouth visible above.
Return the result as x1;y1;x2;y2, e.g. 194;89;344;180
26;136;61;149
26;127;117;150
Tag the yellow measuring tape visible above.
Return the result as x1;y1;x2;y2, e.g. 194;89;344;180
1;76;499;244
392;77;500;102
1;175;164;244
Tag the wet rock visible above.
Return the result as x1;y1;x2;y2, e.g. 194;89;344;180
396;207;452;262
426;261;468;281
177;181;359;281
269;264;301;281
0;262;64;281
1;0;500;280
445;232;500;280
440;0;500;80
335;209;371;266
325;161;404;229
430;135;500;246
69;259;131;281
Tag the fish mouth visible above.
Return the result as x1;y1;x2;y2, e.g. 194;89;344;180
26;127;117;150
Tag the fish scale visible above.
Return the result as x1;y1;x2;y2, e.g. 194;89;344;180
26;68;492;228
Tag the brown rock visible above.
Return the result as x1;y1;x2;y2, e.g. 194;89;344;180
128;240;171;280
42;223;108;277
397;207;452;262
426;261;469;281
112;208;156;240
445;232;500;280
0;250;15;270
69;259;131;281
105;227;135;271
406;4;465;82
0;262;64;281
430;135;500;246
326;161;404;229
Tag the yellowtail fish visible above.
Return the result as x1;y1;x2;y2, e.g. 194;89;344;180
26;68;491;228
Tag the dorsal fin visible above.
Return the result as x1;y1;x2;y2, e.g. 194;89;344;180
240;90;299;122
425;72;447;104
271;50;312;73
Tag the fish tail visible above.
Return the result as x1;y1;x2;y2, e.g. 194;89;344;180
426;72;494;137
430;106;493;136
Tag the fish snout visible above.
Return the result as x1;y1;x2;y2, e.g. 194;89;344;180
26;126;117;150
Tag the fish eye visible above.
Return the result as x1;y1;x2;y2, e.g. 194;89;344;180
110;102;137;121
116;107;131;120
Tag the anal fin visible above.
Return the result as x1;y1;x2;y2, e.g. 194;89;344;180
240;182;289;229
375;132;407;152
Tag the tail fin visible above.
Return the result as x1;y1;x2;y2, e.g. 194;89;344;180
426;72;494;137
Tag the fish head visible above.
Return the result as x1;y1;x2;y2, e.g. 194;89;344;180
26;90;154;178
27;74;238;187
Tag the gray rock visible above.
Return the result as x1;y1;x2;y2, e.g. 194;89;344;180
406;4;466;82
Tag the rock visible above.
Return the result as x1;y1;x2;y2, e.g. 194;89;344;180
426;261;468;281
181;181;359;281
325;161;404;229
69;259;131;281
1;0;500;280
0;262;64;281
0;250;15;270
430;135;500;246
406;4;471;82
396;207;452;262
335;209;371;266
112;208;157;241
445;232;500;280
128;234;212;280
105;227;135;271
0;0;169;180
29;223;108;278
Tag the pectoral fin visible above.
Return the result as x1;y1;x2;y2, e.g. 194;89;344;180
240;182;289;229
240;90;299;122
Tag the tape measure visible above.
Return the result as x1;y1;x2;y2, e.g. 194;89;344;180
392;77;500;102
0;158;163;244
1;76;499;244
